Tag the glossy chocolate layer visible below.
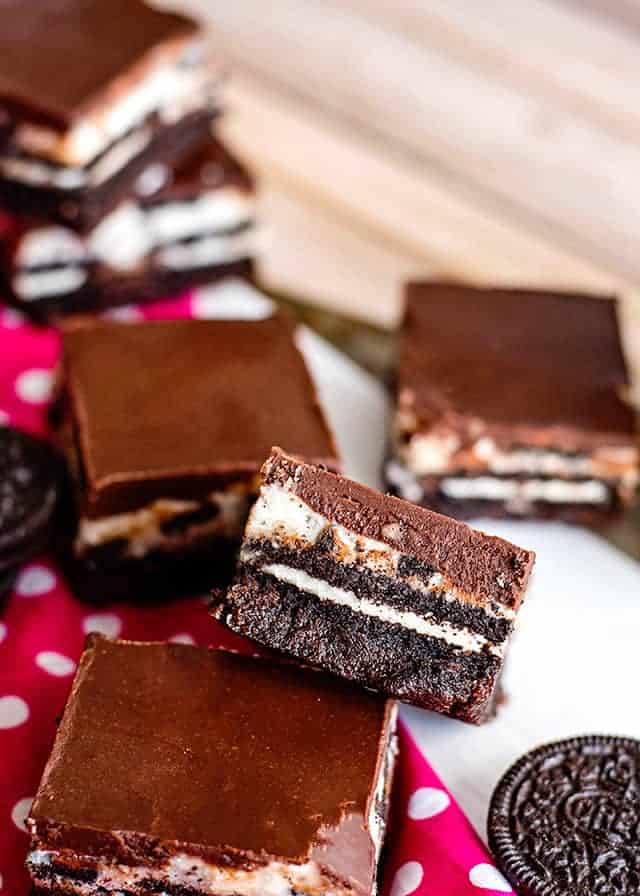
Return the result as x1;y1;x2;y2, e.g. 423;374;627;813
263;449;534;610
0;0;199;129
29;635;393;890
143;134;254;204
400;282;635;443
61;316;338;516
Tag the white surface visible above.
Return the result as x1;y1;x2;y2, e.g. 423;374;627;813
207;281;640;842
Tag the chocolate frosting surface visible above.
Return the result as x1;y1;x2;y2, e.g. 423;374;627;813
144;134;255;204
0;0;199;128
61;315;338;516
264;448;535;609
401;282;635;441
30;635;391;889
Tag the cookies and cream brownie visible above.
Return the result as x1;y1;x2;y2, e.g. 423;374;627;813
213;448;535;724
1;136;256;319
386;283;639;523
0;0;219;230
57;317;338;601
26;635;397;896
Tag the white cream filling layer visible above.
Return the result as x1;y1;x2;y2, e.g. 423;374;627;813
0;125;152;190
156;226;257;270
147;191;254;245
76;491;252;558
244;484;514;646
440;476;609;506
401;431;638;485
261;564;503;656
10;45;210;167
13;266;88;300
369;704;398;868
27;850;346;896
246;484;514;621
12;190;255;299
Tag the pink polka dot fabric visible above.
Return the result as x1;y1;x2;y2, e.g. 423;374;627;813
0;297;513;895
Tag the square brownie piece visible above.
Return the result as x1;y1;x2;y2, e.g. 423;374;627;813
385;282;639;523
58;315;338;601
214;448;535;724
1;136;256;320
0;0;218;230
27;635;397;896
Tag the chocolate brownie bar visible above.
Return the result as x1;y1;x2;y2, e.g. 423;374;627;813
1;136;256;320
26;635;397;896
385;282;639;524
57;316;338;602
0;0;219;230
213;448;535;724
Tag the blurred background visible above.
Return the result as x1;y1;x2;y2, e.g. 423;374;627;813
162;0;640;385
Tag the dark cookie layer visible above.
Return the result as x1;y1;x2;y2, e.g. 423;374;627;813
61;533;241;604
243;536;513;644
0;109;213;232
400;489;621;527
0;426;62;571
216;569;502;724
488;735;640;896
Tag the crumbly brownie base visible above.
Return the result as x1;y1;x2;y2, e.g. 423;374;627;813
243;536;513;645
214;570;501;724
4;258;254;323
60;533;240;604
0;109;214;232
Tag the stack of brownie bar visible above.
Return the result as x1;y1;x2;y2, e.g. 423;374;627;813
55;313;338;602
0;0;257;320
385;282;639;523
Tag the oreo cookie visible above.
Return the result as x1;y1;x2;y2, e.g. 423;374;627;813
488;735;640;896
0;426;62;578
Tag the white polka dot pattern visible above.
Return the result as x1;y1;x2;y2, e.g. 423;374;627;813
16;566;56;597
11;796;34;833
390;861;423;896
408;786;450;820
0;696;29;729
82;614;122;639
469;863;513;892
169;633;195;645
35;651;76;677
14;369;53;404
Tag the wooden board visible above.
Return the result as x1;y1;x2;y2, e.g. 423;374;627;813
159;0;640;389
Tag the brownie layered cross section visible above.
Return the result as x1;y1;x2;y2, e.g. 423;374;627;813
1;136;256;318
0;0;218;230
214;448;535;723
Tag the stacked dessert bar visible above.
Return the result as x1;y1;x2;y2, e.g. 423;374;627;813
56;314;338;602
0;0;256;320
385;282;639;523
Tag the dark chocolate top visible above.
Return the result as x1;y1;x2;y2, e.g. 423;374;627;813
61;316;338;517
264;449;535;610
0;0;199;129
400;282;635;443
142;135;255;205
29;635;392;890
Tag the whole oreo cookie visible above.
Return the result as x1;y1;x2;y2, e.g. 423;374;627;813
488;735;640;896
0;426;62;576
